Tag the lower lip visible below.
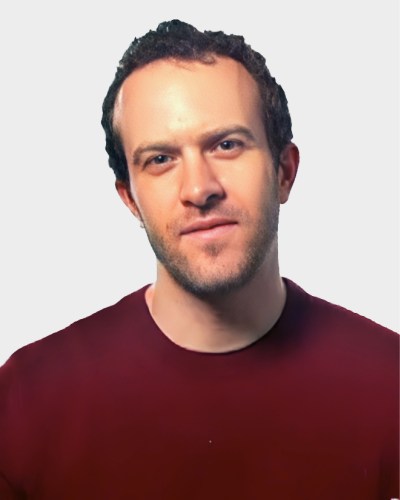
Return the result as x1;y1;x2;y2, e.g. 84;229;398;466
183;223;237;240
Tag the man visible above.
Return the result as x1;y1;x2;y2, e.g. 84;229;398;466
0;19;398;499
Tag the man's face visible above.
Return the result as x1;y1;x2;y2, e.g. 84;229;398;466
114;57;283;297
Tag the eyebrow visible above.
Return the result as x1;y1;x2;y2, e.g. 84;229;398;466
131;125;257;166
132;142;179;166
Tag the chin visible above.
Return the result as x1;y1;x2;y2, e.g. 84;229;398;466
166;257;265;299
146;213;278;298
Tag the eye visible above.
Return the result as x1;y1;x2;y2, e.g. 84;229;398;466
145;154;172;166
213;139;244;158
218;139;241;151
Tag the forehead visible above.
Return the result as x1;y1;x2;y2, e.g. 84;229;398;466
113;56;263;149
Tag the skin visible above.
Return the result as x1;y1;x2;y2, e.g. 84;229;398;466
114;57;299;353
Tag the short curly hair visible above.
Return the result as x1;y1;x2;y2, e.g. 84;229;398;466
101;19;293;183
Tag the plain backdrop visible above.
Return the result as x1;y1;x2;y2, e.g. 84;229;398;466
0;1;398;366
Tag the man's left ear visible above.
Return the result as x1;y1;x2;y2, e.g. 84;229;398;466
278;142;300;204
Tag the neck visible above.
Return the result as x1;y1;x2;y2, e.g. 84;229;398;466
145;250;286;353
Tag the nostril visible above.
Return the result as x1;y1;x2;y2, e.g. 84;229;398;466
180;185;226;208
204;192;225;207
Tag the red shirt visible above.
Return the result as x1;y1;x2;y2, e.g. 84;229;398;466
0;280;398;499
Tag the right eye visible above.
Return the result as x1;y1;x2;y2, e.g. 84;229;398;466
145;154;172;166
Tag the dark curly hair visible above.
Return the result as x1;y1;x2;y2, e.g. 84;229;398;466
101;19;293;183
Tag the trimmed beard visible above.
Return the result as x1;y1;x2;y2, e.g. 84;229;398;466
142;183;280;299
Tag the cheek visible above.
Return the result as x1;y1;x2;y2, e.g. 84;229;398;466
134;186;175;228
226;166;275;205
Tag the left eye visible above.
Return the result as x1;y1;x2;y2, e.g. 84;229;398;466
218;140;240;151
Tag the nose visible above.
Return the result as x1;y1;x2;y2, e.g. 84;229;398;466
179;153;225;208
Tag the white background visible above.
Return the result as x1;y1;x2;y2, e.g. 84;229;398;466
0;1;398;366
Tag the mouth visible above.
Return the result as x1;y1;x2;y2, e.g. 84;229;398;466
180;218;237;239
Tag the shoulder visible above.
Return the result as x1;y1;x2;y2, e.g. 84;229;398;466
285;277;398;337
283;278;399;373
0;285;150;379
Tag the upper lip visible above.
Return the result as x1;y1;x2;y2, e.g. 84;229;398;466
180;218;237;235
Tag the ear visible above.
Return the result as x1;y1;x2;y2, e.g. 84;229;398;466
115;180;142;220
277;142;299;204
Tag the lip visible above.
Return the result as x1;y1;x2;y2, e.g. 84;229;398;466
180;218;237;236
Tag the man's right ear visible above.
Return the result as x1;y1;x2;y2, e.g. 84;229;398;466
115;180;141;221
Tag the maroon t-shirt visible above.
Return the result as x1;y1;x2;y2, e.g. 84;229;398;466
0;280;398;499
